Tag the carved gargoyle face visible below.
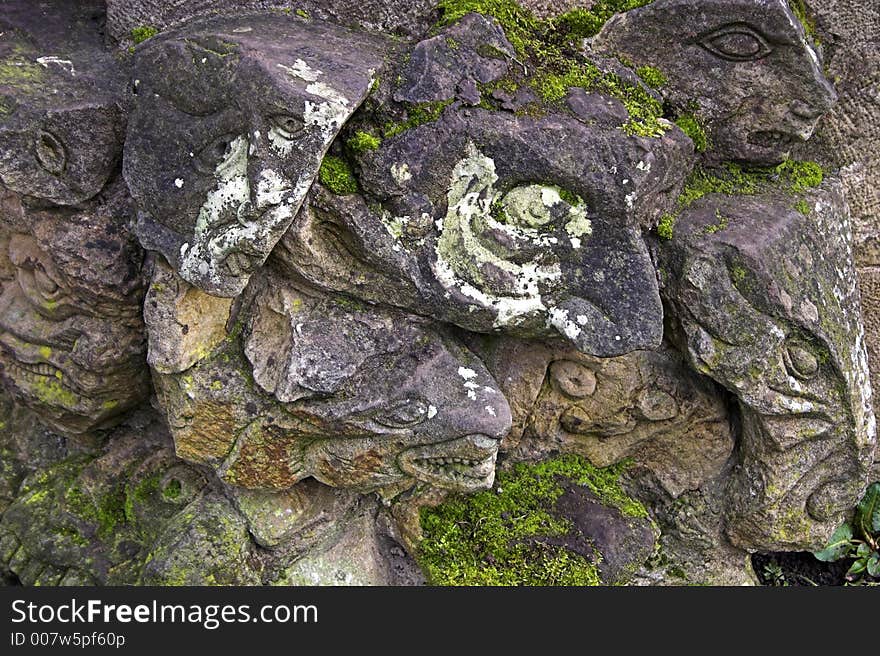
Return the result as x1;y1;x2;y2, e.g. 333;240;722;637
658;188;876;550
0;210;148;435
123;14;388;297
594;0;837;164
278;102;693;357
152;273;512;495
0;10;125;205
526;349;731;497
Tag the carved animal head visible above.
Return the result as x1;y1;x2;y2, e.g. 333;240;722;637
658;183;876;550
153;272;512;495
0;201;148;435
594;0;837;164
123;14;389;296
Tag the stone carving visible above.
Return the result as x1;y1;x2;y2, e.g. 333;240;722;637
790;2;880;425
123;13;390;296
526;347;733;498
151;268;511;495
593;0;838;165
0;0;877;587
277;14;694;356
0;189;149;436
0;0;127;205
658;179;876;550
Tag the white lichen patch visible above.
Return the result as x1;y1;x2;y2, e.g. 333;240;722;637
427;404;438;419
457;367;477;380
391;162;412;184
547;307;582;341
36;56;75;76
174;178;184;188
256;169;289;208
431;144;568;329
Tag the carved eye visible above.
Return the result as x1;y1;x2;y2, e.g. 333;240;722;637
374;398;429;428
785;341;820;380
195;132;242;173
268;114;304;139
34;129;67;175
699;24;773;62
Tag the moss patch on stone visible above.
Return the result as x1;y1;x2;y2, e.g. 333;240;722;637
346;130;382;153
383;99;454;138
417;455;645;585
656;213;675;240
131;26;159;44
675;113;708;153
435;0;664;137
636;65;667;89
318;155;359;195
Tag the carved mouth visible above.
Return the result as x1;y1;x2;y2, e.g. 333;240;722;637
747;130;799;150
399;434;500;492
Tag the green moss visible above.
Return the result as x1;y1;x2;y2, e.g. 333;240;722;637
436;0;542;57
435;0;663;137
318;155;358;195
346;130;382;153
65;484;126;541
794;199;812;216
124;473;162;523
162;478;182;501
131;26;159;44
704;208;730;234
775;159;824;192
636;65;667;89
657;213;675;240
383;99;454;138
295;8;310;19
417;455;645;586
31;376;79;409
445;36;461;50
788;0;820;46
675;114;709;153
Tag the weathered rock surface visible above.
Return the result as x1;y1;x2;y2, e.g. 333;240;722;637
593;0;837;166
0;0;877;587
658;179;876;551
0;0;128;206
0;185;149;436
152;269;512;495
124;13;392;296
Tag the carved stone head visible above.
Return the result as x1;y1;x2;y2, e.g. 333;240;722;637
0;190;149;435
658;181;876;550
123;14;389;296
0;1;126;205
594;0;837;164
150;271;512;495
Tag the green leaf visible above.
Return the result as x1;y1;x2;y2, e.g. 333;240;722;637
856;542;872;558
856;482;880;536
867;554;880;578
814;523;854;561
846;559;867;579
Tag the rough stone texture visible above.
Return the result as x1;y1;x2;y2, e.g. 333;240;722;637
1;1;877;587
0;0;128;206
791;1;880;421
657;180;876;551
106;0;440;47
153;268;512;496
123;13;392;296
278;40;694;355
593;0;838;165
0;185;149;436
